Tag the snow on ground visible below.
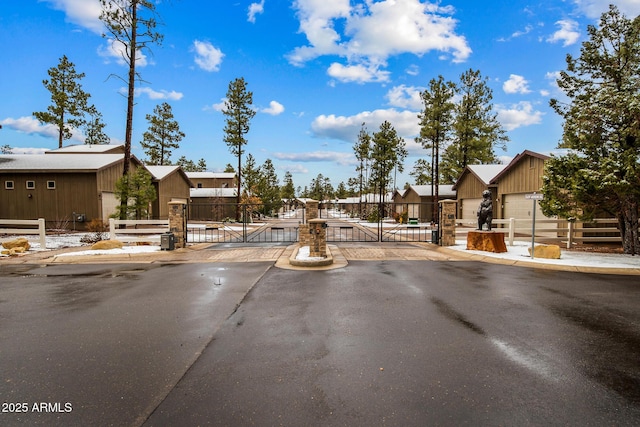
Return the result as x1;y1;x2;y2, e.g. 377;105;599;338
447;240;640;270
295;245;327;261
2;233;640;270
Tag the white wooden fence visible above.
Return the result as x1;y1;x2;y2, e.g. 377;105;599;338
0;219;46;248
455;218;624;248
108;218;169;243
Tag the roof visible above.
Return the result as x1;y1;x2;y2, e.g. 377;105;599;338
452;164;507;189
0;153;135;172
46;144;125;154
405;185;456;198
490;150;550;184
190;188;237;198
145;165;195;187
186;172;236;179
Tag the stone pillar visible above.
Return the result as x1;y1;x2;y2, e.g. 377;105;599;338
299;199;319;247
308;218;327;258
168;201;186;248
439;199;457;246
306;200;319;220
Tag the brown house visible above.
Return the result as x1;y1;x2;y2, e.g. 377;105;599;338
394;185;456;223
0;153;144;228
452;150;552;222
186;172;236;189
490;150;550;220
452;164;506;220
145;165;193;219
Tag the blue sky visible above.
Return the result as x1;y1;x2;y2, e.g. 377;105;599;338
2;0;639;190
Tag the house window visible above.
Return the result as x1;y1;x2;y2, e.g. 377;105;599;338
197;183;203;188
47;181;56;189
5;181;14;190
26;181;35;189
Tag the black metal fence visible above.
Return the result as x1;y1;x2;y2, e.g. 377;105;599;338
186;202;438;244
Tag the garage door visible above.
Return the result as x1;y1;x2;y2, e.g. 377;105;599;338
461;198;482;223
101;192;118;221
503;194;550;220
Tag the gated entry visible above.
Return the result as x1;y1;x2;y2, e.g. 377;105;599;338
186;202;438;244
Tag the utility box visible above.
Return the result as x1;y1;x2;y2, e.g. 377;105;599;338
161;232;175;251
431;229;439;244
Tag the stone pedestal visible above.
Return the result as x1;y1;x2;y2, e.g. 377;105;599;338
307;218;327;258
168;201;186;248
466;231;507;253
299;200;319;247
439;200;457;246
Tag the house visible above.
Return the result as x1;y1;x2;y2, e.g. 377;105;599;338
394;185;456;223
45;143;126;155
489;150;551;220
145;165;193;220
452;150;555;223
185;172;236;189
188;187;238;221
452;164;507;220
0;153;145;228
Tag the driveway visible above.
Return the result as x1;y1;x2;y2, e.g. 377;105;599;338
1;260;639;426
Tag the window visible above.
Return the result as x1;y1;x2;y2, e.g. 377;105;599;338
26;180;35;189
47;181;56;189
5;181;14;190
197;183;203;188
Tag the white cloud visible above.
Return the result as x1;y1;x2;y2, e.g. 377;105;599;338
496;102;544;131
261;101;285;115
206;98;227;112
289;0;471;83
547;19;580;46
311;108;420;142
98;38;149;67
573;0;640;19
0;116;84;142
133;87;184;101
385;85;424;110
41;0;103;33
327;62;390;84
503;74;531;94
248;0;265;23
272;151;355;166
192;40;224;72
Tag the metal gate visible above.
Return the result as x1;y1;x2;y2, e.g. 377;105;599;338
187;201;439;244
187;202;303;243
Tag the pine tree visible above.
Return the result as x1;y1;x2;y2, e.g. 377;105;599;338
140;102;184;165
415;75;456;219
33;55;93;148
222;77;256;220
100;0;163;176
83;110;110;145
440;69;508;183
542;5;640;254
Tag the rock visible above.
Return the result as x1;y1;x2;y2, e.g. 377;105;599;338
2;237;31;251
1;247;26;256
466;231;507;253
528;244;561;259
91;240;123;250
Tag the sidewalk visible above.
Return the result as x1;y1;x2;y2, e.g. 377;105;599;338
3;240;640;275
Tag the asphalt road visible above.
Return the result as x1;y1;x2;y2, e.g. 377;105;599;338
1;261;639;426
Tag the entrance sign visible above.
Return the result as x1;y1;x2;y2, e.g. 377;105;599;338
525;193;544;258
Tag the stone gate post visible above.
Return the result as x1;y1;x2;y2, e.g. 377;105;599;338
439;199;457;246
168;201;186;248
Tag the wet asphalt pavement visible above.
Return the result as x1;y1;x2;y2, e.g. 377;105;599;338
1;260;639;426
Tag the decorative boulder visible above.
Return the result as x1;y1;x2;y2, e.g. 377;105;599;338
528;244;561;259
91;240;123;250
466;231;507;253
1;247;27;256
2;237;31;251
